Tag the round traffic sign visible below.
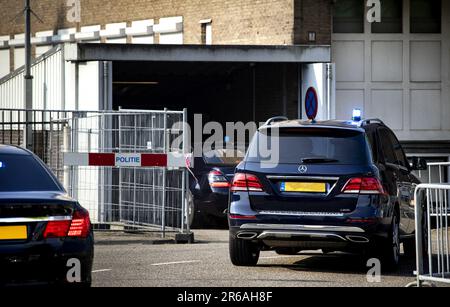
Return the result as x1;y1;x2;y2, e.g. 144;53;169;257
305;87;318;120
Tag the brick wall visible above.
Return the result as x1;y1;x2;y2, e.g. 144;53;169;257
0;0;331;45
294;0;332;45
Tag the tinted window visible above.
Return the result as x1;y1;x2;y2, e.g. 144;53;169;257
388;131;409;167
378;128;400;165
246;128;370;165
333;0;364;33
410;0;441;33
366;131;379;162
0;154;60;192
371;0;403;33
203;149;245;166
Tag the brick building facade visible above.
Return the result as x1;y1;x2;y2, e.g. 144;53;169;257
0;0;331;46
0;0;449;181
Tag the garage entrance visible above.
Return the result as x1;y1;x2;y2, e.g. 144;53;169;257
65;43;332;129
113;61;300;127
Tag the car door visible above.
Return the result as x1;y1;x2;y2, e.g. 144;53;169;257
387;130;417;234
377;127;410;234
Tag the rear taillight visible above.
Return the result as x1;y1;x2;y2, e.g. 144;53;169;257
43;210;91;239
231;173;264;192
43;220;71;238
68;210;91;238
208;170;231;188
342;177;386;195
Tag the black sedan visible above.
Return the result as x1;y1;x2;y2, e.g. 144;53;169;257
0;145;94;286
189;149;244;228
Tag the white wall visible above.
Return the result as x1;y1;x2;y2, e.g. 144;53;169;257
158;16;183;44
78;61;101;110
35;45;52;58
129;19;154;44
0;47;64;110
0;35;9;78
332;0;450;142
0;48;9;78
103;22;127;44
14;47;25;70
302;63;325;120
301;63;335;121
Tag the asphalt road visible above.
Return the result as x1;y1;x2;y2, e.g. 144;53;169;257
92;229;418;287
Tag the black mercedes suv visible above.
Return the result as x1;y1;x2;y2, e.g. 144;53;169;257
228;117;427;270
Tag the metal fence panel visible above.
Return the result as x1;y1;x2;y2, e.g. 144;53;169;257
411;183;450;287
0;108;190;235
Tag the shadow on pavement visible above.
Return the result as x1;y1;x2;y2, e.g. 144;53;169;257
259;252;416;278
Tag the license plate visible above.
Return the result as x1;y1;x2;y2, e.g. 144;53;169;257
280;182;326;193
0;226;28;240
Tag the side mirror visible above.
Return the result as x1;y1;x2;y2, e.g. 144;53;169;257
411;157;427;171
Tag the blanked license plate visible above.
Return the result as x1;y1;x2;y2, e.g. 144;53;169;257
0;226;28;240
280;182;326;193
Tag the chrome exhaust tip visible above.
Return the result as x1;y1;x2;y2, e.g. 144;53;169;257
237;232;258;240
346;235;370;243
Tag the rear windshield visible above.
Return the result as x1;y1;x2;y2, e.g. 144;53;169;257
246;128;371;165
203;149;245;166
0;154;61;192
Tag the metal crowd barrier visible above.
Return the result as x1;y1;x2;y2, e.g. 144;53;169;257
0;108;193;239
410;183;450;287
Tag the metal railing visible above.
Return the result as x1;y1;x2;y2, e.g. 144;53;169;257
410;183;450;287
427;162;450;184
0;108;192;237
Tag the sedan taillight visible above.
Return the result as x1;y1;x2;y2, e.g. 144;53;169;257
342;177;386;195
67;210;91;238
231;173;264;192
43;220;71;239
208;170;231;188
43;210;91;239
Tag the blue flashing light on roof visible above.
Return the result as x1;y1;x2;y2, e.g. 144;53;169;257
0;162;4;168
352;108;362;122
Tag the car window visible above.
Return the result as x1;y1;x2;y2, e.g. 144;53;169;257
203;149;245;166
0;154;61;192
378;128;405;166
246;128;370;165
378;128;397;164
388;130;409;168
366;131;379;163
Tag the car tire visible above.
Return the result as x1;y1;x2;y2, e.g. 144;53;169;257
275;248;300;255
381;211;401;271
229;235;260;266
187;190;195;228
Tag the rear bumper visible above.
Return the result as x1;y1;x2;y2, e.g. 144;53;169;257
229;221;386;251
0;235;94;285
195;192;229;219
236;223;368;244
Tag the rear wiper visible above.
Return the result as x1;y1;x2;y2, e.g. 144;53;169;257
301;158;339;164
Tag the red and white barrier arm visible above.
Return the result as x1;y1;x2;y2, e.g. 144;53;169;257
63;152;194;168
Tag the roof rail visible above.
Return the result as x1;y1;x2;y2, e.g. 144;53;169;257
360;118;385;126
264;116;288;126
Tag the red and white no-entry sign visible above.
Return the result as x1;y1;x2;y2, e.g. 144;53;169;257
64;152;193;168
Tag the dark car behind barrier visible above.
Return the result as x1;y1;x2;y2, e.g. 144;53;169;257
189;149;244;228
